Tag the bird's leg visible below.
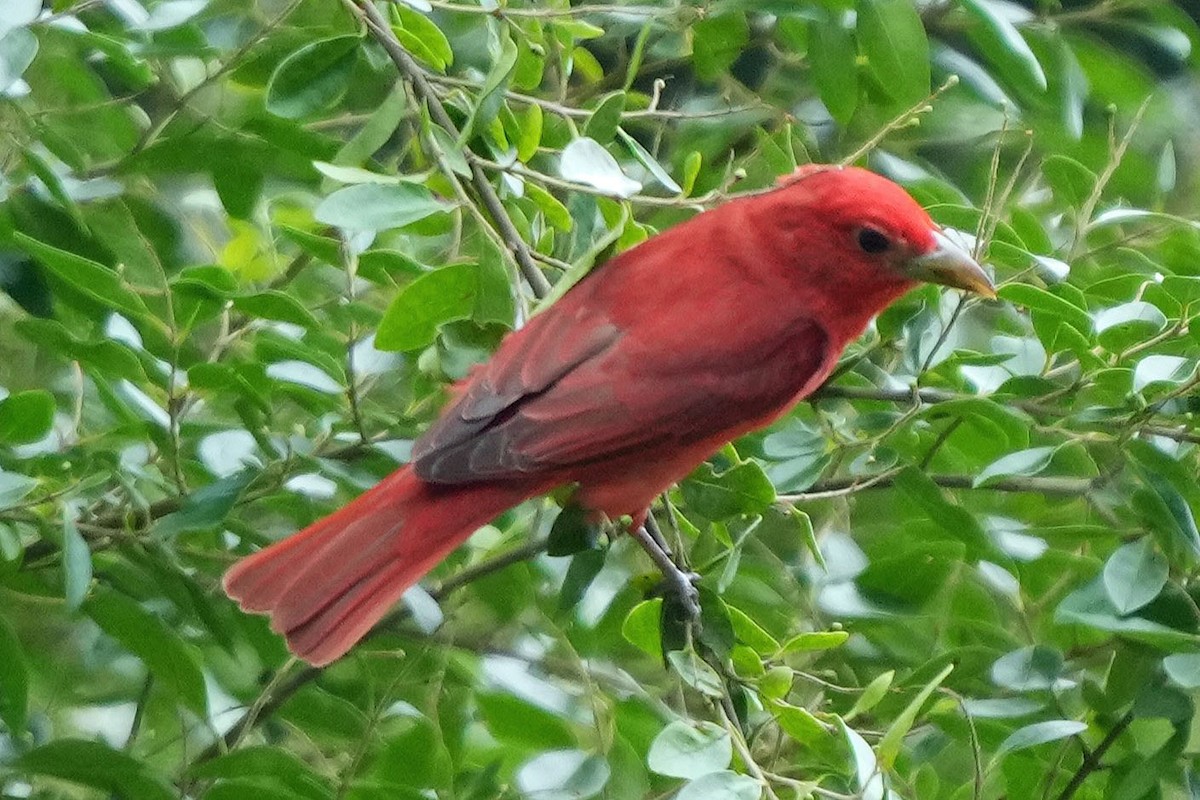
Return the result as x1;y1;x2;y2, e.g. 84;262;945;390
629;512;701;621
643;511;673;557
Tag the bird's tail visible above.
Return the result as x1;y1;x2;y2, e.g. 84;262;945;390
223;467;531;666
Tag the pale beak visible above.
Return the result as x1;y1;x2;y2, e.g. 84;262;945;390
905;230;996;299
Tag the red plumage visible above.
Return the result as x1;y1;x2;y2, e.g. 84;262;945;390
224;166;994;665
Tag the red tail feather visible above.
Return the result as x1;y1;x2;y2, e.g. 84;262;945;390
223;468;533;666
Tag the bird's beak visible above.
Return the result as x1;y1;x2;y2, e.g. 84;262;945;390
905;230;996;299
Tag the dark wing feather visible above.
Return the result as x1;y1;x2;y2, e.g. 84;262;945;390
412;307;830;484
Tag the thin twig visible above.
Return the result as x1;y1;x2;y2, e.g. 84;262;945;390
348;0;551;298
840;77;959;166
781;473;1097;501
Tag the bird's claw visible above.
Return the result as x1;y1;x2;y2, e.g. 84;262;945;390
658;569;702;622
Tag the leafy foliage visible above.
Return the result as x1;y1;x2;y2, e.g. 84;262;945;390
0;0;1199;798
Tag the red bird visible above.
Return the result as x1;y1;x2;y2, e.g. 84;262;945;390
224;165;995;665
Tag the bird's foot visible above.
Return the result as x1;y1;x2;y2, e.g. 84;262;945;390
657;568;702;622
629;517;702;626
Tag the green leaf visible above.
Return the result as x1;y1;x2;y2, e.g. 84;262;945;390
1133;355;1194;394
727;606;780;654
375;263;476;351
14;233;150;320
857;0;930;105
846;670;894;721
1095;301;1168;350
668;649;726;698
473;242;516;326
477;693;576;750
315;183;451;233
204;781;310;800
1057;577;1199;649
390;5;453;72
681;151;703;196
334;85;407;167
0;470;36;510
1102;538;1168;615
188;746;332;800
1127;440;1200;561
24;146;81;226
692;14;749;82
0;0;39;38
758;665;793;700
771;701;832;744
785;506;824;569
1042;155;1097;207
991;645;1064;691
84;586;209;716
998;283;1093;336
841;720;883;799
893;467;991;558
877;663;953;768
313;161;403;185
516;103;543;163
1163;654;1200;689
681;461;776;521
996;719;1087;757
61;514;92;612
514;750;609;800
584;91;626;144
559;548;606;611
618;129;682;194
557;19;605;40
465;32;518;140
138;0;209;31
622;598;663;657
559;137;642;198
156;470;254;537
16;739;175;800
960;0;1047;93
0;389;54;445
647;720;731;779
0;27;37;93
778;630;850;654
526;183;572;231
546;504;600;556
677;771;762;800
0;615;28;733
232;291;321;329
974;446;1058;487
960;697;1043;719
809;12;858;124
266;36;361;119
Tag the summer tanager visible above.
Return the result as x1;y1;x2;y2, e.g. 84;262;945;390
224;165;995;666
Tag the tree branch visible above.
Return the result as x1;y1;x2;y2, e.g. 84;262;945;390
1055;711;1133;800
348;0;551;299
813;384;1200;446
782;473;1098;501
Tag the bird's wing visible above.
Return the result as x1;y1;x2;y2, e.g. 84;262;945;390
411;297;830;484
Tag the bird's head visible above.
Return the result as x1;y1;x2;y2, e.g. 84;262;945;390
776;164;996;300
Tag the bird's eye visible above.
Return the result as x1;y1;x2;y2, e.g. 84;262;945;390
856;227;890;254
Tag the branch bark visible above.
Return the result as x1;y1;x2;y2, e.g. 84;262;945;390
1055;711;1134;800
